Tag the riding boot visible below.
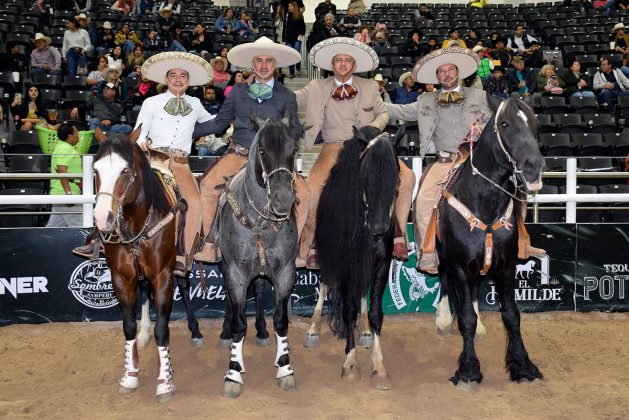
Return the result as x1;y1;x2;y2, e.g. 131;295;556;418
392;218;408;261
174;255;187;278
194;242;222;263
518;203;546;259
73;228;103;260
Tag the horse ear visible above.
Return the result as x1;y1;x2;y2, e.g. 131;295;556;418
128;124;142;144
250;110;266;131
93;126;107;144
281;110;291;128
352;126;364;142
486;93;501;113
392;124;406;147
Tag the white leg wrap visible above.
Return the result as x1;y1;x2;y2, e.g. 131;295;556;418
119;339;139;389
274;332;294;378
224;338;245;384
155;345;175;397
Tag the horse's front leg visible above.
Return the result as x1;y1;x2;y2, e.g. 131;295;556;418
152;268;176;401
218;290;233;348
341;281;360;381
176;275;203;347
435;270;454;334
112;269;140;395
137;279;151;348
449;265;483;388
495;260;543;383
253;277;270;347
304;281;327;348
368;258;391;390
273;263;297;391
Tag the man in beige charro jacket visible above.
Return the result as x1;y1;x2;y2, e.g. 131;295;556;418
296;37;416;269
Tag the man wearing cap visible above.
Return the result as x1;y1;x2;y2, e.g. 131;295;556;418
191;37;308;265
70;82;133;134
394;71;420;104
73;52;214;277
30;33;62;76
297;37;416;268
385;47;543;274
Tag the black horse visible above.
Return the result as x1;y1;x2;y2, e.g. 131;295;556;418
435;98;544;386
316;126;403;390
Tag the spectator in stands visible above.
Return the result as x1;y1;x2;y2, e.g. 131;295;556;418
46;123;84;228
143;30;164;57
394;72;421;105
115;22;143;57
314;0;336;23
102;61;128;101
414;3;434;28
30;33;63;76
507;56;541;107
283;1;306;79
506;25;537;56
10;86;49;131
95;21;115;58
136;0;155;18
72;82;132;133
201;85;222;114
593;57;629;112
562;59;596;98
190;23;212;56
157;6;177;39
486;66;510;100
606;0;629;14
87;55;109;88
219;47;232;72
110;45;126;73
347;0;366;15
131;74;157;111
76;13;97;50
210;56;230;89
474;45;493;82
522;40;545;68
224;70;244;96
170;23;190;51
402;29;423;60
320;13;339;39
371;22;390;51
75;0;92;13
354;25;372;45
464;29;481;48
442;29;467;49
423;36;439;55
62;17;93;76
340;8;360;36
111;0;136;14
537;64;565;97
126;46;145;74
214;8;235;34
195;86;226;157
0;41;27;72
611;23;629;76
156;0;180;15
489;36;512;68
234;12;259;38
373;73;391;103
34;0;52;34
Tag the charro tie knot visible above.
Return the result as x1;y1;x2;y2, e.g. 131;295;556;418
332;83;358;100
437;90;464;106
163;96;193;116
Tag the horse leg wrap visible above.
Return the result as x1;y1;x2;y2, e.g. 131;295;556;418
155;345;176;397
225;338;245;384
274;332;294;378
120;339;140;389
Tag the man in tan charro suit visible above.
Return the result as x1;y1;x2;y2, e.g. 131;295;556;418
296;37;416;269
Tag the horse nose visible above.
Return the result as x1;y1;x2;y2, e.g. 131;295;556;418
270;189;295;216
95;211;115;233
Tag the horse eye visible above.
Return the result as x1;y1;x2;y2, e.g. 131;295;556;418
123;168;130;173
500;121;509;128
259;148;265;155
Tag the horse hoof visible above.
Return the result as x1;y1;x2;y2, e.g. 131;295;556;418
277;374;297;391
217;338;232;348
118;385;137;395
256;337;271;347
359;333;374;349
221;380;242;398
341;366;360;381
303;333;320;348
518;377;543;385
191;337;204;348
156;390;175;402
455;381;479;392
372;374;390;391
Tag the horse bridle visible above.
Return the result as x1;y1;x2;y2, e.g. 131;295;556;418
468;102;529;203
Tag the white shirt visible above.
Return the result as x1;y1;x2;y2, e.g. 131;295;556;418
335;77;354;86
134;91;213;154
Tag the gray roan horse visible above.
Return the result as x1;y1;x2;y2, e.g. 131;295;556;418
217;115;298;398
434;98;544;387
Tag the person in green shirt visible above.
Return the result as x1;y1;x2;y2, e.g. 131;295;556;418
46;122;83;227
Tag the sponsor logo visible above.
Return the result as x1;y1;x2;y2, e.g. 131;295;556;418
174;267;227;301
388;242;440;311
0;276;49;298
68;259;118;309
583;264;629;301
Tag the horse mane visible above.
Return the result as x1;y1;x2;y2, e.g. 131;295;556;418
95;135;171;215
249;117;296;186
360;135;399;217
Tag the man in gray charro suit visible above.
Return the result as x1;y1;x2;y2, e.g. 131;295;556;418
385;47;544;274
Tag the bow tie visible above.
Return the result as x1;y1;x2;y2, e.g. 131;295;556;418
437;90;464;106
332;83;358;100
248;82;273;101
163;96;193;116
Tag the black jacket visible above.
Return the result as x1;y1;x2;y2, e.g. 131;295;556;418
506;68;538;94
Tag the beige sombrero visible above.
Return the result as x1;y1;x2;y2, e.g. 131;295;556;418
227;36;301;68
32;33;52;45
209;56;228;69
75;13;91;24
372;73;387;83
142;52;213;86
309;37;378;73
413;46;479;84
612;22;625;34
158;5;173;17
398;71;413;87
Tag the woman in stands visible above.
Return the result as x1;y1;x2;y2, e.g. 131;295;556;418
10;85;50;131
561;59;596;98
190;23;213;56
111;0;136;15
214;8;235;34
87;55;109;90
210;56;230;89
283;1;306;79
62;17;93;76
402;29;423;60
537;64;566;97
224;70;244;97
126;46;145;76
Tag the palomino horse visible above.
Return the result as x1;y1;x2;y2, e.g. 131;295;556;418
434;98;544;386
217;115;298;398
93;131;185;400
316;126;403;390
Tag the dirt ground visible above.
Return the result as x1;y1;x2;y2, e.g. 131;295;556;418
0;312;627;420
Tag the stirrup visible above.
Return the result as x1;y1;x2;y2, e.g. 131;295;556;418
73;240;101;260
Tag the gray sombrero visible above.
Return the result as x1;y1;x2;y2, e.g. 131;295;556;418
227;36;301;68
309;37;379;73
413;46;479;84
142;52;213;86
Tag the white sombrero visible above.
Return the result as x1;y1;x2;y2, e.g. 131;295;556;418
32;33;52;45
227;36;301;68
413;46;479;84
309;37;378;73
142;51;213;86
612;22;625;34
398;71;413;87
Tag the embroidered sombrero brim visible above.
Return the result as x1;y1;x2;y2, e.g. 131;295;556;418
142;52;213;86
413;47;480;84
309;37;378;73
227;36;301;68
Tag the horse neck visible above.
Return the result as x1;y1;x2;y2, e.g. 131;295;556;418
121;167;152;232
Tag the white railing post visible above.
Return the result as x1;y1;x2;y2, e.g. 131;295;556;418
411;157;422;201
565;158;577;223
82;155;94;227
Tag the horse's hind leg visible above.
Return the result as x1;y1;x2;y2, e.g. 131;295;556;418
218;292;233;348
341;286;360;381
253;277;270;347
304;282;327;348
496;263;543;383
273;265;297;392
137;279;151;348
358;296;374;349
221;266;248;399
368;261;391;390
152;270;176;401
176;275;204;347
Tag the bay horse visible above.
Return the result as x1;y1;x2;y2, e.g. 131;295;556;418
316;126;403;390
217;115;298;398
434;98;544;387
93;131;199;400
